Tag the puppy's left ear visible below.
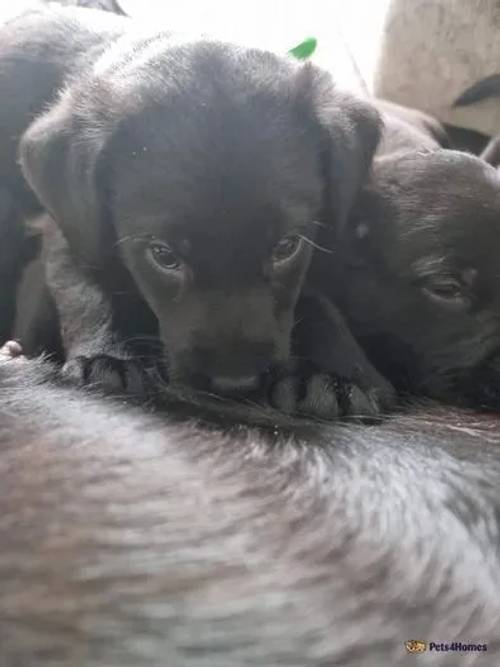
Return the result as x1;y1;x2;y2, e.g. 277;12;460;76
19;86;113;266
297;63;382;232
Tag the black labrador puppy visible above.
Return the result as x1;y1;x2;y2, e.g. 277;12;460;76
1;6;392;417
321;101;500;409
1;351;499;665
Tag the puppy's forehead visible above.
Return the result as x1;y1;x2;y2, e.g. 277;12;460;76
109;50;323;245
373;151;500;263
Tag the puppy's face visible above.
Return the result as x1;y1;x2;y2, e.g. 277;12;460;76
20;37;381;395
111;96;321;392
338;150;500;405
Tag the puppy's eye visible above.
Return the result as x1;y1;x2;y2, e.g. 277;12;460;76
148;242;181;271
422;279;468;307
272;235;302;264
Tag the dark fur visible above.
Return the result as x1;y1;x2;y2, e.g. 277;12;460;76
0;187;40;343
374;98;450;153
0;354;499;665
0;3;127;338
480;134;500;169
0;6;391;417
321;102;500;408
454;73;500;107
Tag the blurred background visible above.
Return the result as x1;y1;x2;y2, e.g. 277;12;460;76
118;0;392;95
3;0;499;145
118;0;500;143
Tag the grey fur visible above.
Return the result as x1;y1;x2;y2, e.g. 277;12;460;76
0;355;499;665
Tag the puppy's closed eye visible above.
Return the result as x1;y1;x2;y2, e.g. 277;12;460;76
413;257;475;310
421;276;470;309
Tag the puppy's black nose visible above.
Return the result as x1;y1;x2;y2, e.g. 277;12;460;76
210;374;260;396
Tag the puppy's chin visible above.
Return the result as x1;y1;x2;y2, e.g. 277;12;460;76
166;369;263;401
165;348;293;400
159;315;294;399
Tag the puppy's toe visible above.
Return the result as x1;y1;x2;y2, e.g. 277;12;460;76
62;356;88;385
339;383;381;422
269;366;392;422
62;355;151;396
269;374;300;413
85;356;127;392
120;361;149;395
298;373;339;420
362;376;395;413
269;371;340;420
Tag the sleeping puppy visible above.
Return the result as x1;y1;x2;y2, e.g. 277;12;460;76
322;101;500;408
1;6;391;416
1;353;499;665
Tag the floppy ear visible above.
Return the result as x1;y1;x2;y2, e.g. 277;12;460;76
19;88;112;266
296;63;382;233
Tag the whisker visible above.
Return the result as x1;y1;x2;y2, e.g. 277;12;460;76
121;334;163;346
113;234;149;249
128;356;164;364
110;290;137;297
299;234;333;254
286;354;313;363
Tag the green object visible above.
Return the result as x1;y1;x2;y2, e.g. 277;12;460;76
288;37;317;60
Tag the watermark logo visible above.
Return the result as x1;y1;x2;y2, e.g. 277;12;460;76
405;640;488;654
405;640;427;653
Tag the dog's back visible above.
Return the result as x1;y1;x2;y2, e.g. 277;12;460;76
1;356;499;665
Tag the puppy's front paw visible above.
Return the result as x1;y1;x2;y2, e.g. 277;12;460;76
270;371;341;420
269;366;393;422
62;354;153;395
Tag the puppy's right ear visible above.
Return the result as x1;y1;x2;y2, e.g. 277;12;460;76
19;88;112;266
296;64;382;233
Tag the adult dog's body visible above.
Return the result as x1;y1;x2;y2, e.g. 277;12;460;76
0;354;499;665
0;5;392;417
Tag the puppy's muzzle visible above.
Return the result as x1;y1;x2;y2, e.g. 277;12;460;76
180;341;275;397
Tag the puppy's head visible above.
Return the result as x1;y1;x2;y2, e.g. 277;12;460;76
339;149;500;406
20;36;380;395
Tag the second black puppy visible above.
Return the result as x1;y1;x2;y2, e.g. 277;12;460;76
3;6;390;414
324;101;500;409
